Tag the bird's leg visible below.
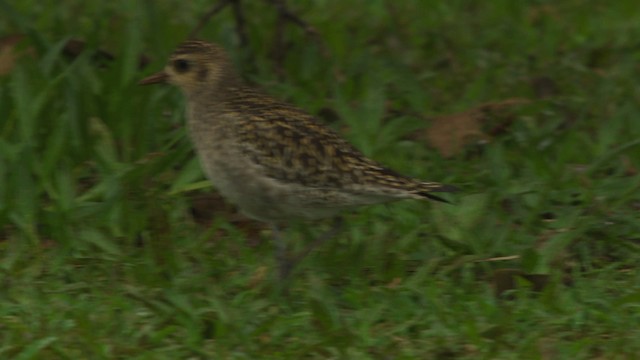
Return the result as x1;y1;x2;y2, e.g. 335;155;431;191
270;223;293;281
271;217;344;281
289;216;344;273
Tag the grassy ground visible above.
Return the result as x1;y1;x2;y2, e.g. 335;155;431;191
1;0;639;358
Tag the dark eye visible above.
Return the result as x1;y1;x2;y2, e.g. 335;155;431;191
173;59;190;73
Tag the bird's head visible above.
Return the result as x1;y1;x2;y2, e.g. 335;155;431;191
139;40;239;97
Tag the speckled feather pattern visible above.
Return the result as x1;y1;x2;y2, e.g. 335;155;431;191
226;86;441;193
145;40;455;221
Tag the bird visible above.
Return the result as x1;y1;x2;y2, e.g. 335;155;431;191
140;40;456;279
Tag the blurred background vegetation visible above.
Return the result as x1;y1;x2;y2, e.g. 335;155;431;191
1;0;639;358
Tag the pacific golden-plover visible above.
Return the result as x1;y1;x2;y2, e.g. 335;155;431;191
140;40;456;278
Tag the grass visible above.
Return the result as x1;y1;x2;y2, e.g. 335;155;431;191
1;0;639;358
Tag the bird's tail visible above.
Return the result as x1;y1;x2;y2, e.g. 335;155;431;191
414;182;458;203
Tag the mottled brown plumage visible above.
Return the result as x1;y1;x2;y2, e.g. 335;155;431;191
140;40;456;277
141;40;454;222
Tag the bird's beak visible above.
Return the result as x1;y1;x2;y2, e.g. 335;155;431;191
139;71;167;85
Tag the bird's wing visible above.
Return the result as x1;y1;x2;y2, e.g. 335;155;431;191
228;88;455;200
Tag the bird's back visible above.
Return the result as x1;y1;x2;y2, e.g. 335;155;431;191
212;86;453;207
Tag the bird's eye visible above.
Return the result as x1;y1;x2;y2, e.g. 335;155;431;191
173;59;190;73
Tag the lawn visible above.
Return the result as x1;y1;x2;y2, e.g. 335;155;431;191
1;0;639;358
